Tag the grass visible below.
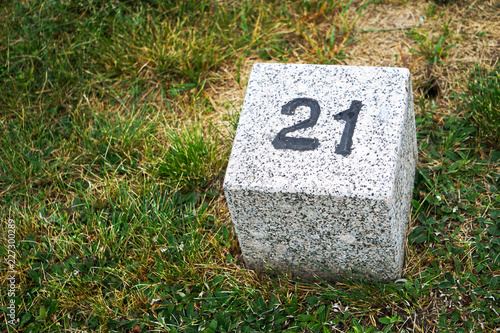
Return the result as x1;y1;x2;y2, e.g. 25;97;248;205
408;21;456;66
1;0;499;332
156;122;226;192
458;64;500;149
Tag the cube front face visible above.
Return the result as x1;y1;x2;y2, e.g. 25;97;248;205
226;190;399;281
224;63;416;282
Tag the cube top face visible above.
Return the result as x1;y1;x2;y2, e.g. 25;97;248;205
224;63;412;201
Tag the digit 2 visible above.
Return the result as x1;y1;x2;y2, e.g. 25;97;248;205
272;98;320;151
272;98;363;156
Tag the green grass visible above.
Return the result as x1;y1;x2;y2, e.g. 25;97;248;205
408;21;456;66
1;0;500;332
156;122;226;192
458;63;500;149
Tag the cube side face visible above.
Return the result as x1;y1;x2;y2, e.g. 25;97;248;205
388;78;418;279
225;189;401;282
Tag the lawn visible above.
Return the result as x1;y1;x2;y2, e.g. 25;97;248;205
0;0;499;332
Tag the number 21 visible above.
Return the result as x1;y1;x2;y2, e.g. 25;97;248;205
272;98;363;156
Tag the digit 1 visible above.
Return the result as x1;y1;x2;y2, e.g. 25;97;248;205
334;100;363;156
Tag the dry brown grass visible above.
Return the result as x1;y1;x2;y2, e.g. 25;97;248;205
207;0;500;118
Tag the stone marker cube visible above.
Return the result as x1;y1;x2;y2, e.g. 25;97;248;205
223;63;417;282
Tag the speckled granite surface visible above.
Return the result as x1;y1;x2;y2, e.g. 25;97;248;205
224;63;417;282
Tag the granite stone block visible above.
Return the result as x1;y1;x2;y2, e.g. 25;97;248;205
224;63;417;282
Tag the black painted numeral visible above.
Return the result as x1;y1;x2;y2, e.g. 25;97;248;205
272;98;321;151
334;100;363;156
273;98;363;156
